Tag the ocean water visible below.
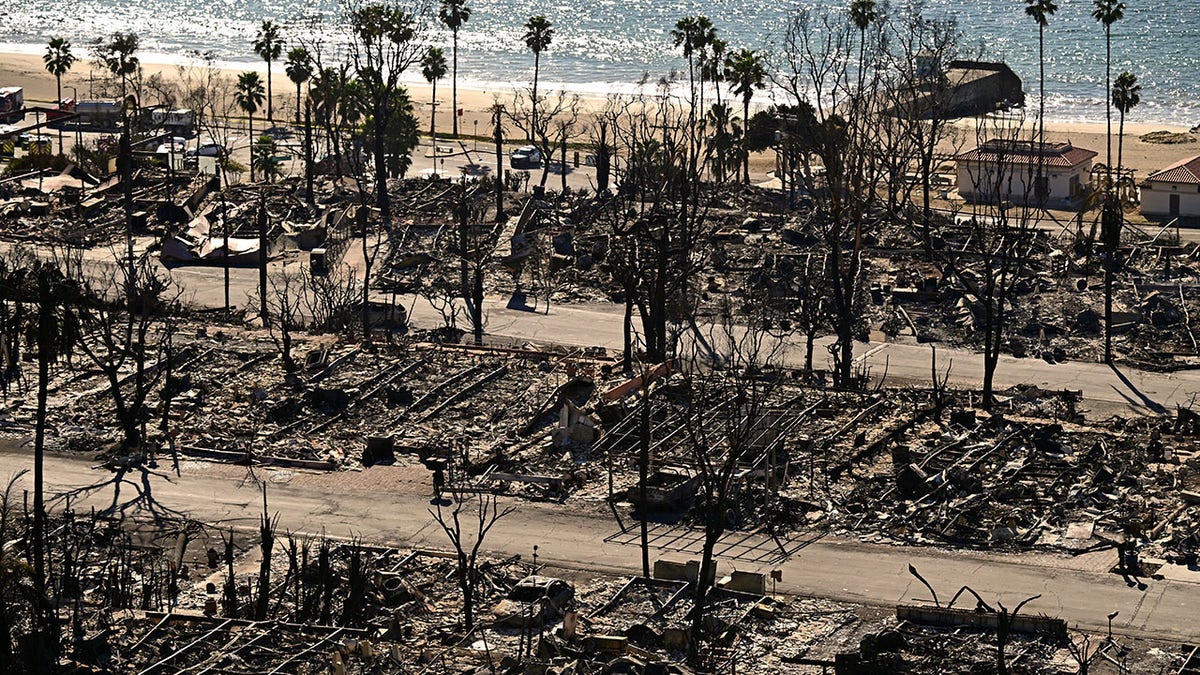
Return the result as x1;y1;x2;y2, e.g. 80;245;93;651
1;0;1197;124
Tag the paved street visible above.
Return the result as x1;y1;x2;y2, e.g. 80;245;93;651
4;237;1193;419
5;446;1198;642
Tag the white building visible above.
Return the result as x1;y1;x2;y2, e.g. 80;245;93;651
955;139;1097;207
1140;155;1200;218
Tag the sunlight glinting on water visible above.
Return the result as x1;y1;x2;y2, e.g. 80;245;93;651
1;0;1196;123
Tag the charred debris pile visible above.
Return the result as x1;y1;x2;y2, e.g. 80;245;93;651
3;502;1188;673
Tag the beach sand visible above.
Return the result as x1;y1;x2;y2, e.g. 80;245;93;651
3;50;1197;179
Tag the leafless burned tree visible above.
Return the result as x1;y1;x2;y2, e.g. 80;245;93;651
429;488;515;629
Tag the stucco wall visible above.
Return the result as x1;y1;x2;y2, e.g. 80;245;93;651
957;160;1090;206
1141;181;1200;217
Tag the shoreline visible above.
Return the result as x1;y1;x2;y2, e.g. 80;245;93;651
2;49;1197;179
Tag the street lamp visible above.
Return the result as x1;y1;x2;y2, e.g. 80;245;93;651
473;119;478;152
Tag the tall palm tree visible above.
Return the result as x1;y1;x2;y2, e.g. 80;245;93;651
439;0;472;136
1113;71;1141;180
724;48;765;184
1101;71;1140;363
43;38;76;154
235;71;266;181
672;16;716;118
523;15;554;139
672;17;700;97
285;47;312;125
5;261;80;599
1025;0;1058;205
704;36;728;108
253;20;284;123
96;32;140;103
1092;0;1125;184
694;18;717;118
849;0;877;96
422;47;448;139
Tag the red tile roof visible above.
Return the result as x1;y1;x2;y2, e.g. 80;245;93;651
1145;155;1200;185
955;139;1097;168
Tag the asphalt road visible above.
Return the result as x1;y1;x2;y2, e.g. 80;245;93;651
6;238;1194;419
5;446;1198;642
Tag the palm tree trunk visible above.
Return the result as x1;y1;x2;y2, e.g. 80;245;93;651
1117;112;1126;180
452;31;460;137
56;74;64;155
431;80;438;136
857;33;866;97
688;55;696;125
266;63;273;123
295;82;302;125
1105;28;1112;184
33;271;52;596
1104;223;1114;361
1038;26;1046;205
531;53;540;142
743;95;751;183
1107;109;1129;362
248;113;255;182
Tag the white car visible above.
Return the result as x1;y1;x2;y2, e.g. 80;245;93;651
184;142;227;159
155;136;188;155
509;145;542;169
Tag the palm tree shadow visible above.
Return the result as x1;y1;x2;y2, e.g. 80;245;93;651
50;462;187;522
1107;363;1167;415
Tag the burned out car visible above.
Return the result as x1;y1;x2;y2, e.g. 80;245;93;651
492;575;574;627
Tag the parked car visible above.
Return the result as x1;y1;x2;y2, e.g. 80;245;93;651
492;576;574;627
155;136;188;156
262;126;293;140
314;152;365;176
184;142;227;159
509;145;542;169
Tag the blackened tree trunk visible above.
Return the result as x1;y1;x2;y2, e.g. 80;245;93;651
688;502;724;664
459;200;470;304
254;487;274;620
258;199;269;329
372;129;391;232
120;131;136;303
638;386;651;578
472;267;484;345
33;267;54;595
360;207;371;340
304;101;314;206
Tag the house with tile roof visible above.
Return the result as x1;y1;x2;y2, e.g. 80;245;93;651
1140;155;1200;218
954;139;1097;208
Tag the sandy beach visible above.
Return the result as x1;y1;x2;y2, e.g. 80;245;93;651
3;50;1197;179
0;50;586;147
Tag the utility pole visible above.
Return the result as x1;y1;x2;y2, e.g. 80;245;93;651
493;104;505;220
258;191;269;328
222;198;231;319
